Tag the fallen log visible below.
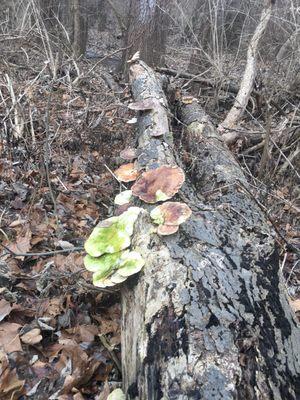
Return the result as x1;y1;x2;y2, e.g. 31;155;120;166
121;60;300;399
156;67;287;119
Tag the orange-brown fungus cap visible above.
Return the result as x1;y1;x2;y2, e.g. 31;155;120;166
114;163;139;182
157;224;179;235
120;148;137;161
131;165;185;203
153;202;192;226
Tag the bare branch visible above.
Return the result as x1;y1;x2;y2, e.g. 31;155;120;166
219;0;274;131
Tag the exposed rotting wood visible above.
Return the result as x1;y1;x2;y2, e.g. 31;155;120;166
121;61;300;399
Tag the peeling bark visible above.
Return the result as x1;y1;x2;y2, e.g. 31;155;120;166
121;60;300;399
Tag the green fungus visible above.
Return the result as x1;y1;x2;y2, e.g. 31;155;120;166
84;207;142;257
93;274;116;287
84;252;121;278
150;206;164;225
92;250;145;287
155;189;170;202
107;389;126;400
114;190;132;205
118;250;145;277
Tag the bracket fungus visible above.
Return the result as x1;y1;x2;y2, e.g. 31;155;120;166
150;201;192;235
114;163;139;182
84;207;145;288
120;148;137;161
157;224;179;235
85;250;145;288
131;165;185;203
84;207;141;257
114;190;133;206
107;388;126;400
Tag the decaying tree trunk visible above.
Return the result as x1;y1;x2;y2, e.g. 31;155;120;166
121;60;300;399
219;0;274;131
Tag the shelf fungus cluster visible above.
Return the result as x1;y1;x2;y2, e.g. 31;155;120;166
84;207;145;288
84;159;192;287
131;165;185;203
150;201;192;235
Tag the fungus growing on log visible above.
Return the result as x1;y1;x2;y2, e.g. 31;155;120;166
114;163;139;182
120;148;137;161
150;201;192;235
84;252;121;277
107;388;125;400
132;165;185;203
84;207;141;257
157;224;179;235
86;250;145;288
84;207;145;288
114;190;132;206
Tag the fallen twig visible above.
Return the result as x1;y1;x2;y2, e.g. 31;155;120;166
98;334;122;374
0;242;84;258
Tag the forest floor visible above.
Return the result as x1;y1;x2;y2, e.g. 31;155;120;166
0;28;299;399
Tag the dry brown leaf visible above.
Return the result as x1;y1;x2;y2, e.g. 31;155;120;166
39;297;63;317
0;322;22;353
96;381;111;400
57;344;101;394
74;393;85;400
7;229;32;260
0;299;13;322
20;328;42;345
9;219;27;228
64;325;99;344
0;358;25;400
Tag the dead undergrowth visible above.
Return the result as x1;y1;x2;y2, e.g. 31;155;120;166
0;25;299;399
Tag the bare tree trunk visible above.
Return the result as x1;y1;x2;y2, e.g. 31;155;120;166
219;0;274;131
72;0;88;57
121;60;300;399
97;0;107;32
121;0;168;73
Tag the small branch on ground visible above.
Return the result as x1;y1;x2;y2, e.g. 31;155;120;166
0;243;84;258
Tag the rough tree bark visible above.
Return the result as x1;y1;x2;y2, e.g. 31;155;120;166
219;0;274;131
121;0;168;73
72;0;88;57
121;60;300;399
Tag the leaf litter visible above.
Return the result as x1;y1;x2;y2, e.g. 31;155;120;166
0;36;135;399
